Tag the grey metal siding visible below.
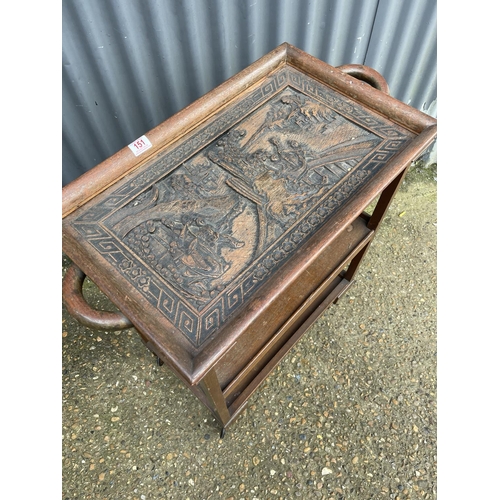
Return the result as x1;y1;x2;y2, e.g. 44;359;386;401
62;0;437;186
364;0;437;113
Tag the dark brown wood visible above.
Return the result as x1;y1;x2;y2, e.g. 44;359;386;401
223;273;351;405
367;167;409;231
219;221;374;401
339;166;412;286
62;43;437;432
62;263;133;330
286;44;436;134
62;44;288;218
199;369;232;427
337;64;390;94
228;277;353;416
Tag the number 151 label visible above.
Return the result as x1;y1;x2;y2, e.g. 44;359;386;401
128;135;152;157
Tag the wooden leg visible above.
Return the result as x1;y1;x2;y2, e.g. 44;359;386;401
340;166;410;291
342;242;371;283
367;167;409;231
199;369;231;431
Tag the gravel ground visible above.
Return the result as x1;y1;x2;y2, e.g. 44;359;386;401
62;164;437;500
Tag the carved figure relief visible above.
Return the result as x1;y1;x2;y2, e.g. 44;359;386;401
110;163;252;309
71;67;412;345
107;88;379;311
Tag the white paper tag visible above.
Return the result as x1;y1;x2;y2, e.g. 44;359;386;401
128;135;152;156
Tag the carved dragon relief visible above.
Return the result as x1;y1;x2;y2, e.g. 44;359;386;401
107;87;381;311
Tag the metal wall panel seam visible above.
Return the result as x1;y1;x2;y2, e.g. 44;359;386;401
62;0;437;185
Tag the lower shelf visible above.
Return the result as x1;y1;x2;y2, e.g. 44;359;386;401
162;214;373;429
206;224;375;431
226;276;354;423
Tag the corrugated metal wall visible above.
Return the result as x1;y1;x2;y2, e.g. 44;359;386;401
62;0;437;186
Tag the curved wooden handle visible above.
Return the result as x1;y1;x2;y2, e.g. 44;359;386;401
62;264;133;331
337;64;390;95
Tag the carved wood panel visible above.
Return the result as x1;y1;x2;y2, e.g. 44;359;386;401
65;66;413;346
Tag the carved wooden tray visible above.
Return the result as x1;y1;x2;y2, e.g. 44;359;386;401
63;44;436;389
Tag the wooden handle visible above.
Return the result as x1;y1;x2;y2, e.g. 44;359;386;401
337;64;390;95
62;264;133;331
